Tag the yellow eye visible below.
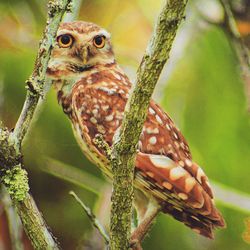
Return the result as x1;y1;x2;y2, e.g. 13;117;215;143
93;35;106;48
57;34;74;48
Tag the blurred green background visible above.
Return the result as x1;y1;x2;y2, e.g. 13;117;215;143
0;0;250;249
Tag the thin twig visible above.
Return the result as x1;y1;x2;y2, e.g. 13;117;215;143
1;186;24;250
219;0;249;65
69;191;110;245
218;0;250;110
109;1;189;249
219;0;241;39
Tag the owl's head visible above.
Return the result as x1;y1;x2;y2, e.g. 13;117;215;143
47;21;114;79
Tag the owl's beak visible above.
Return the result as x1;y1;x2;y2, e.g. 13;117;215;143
81;47;88;65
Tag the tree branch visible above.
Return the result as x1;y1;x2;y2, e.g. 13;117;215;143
109;1;189;249
16;195;59;250
1;186;24;250
0;0;78;249
69;191;110;245
218;0;250;110
63;0;82;22
12;0;73;149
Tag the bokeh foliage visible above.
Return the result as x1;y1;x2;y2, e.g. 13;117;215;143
0;0;249;249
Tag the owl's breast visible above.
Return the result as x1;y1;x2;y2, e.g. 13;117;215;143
69;84;128;176
72;83;128;145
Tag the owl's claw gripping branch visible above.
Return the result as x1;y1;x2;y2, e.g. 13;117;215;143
93;134;113;161
0;0;75;249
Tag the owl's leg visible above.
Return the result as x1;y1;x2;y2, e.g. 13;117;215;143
131;190;161;249
133;189;150;226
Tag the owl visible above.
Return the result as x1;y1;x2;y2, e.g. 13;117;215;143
47;21;225;239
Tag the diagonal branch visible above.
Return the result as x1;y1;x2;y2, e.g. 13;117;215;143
69;191;110;245
219;0;249;67
1;186;24;250
12;0;73;149
109;1;189;249
218;0;250;110
0;0;79;249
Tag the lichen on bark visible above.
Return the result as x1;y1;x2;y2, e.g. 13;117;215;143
1;165;29;202
109;1;189;249
0;0;75;249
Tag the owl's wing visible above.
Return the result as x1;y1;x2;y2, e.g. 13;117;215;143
72;84;225;238
134;100;225;238
139;101;213;197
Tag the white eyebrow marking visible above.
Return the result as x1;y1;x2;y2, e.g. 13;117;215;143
96;29;111;39
57;29;76;36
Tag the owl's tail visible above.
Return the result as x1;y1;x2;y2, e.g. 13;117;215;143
161;200;225;239
135;153;226;239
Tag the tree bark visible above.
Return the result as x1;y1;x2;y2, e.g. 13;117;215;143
0;0;78;249
109;1;189;249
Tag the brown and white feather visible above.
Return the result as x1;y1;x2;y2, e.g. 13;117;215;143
47;21;225;239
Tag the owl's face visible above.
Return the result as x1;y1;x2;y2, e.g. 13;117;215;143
47;21;114;80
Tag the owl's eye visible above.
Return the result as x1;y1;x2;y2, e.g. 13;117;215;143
93;35;106;48
57;34;74;48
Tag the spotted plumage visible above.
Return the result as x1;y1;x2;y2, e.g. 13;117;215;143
47;21;225;239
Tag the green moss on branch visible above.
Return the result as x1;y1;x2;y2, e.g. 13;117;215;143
0;0;76;249
109;1;189;249
16;195;59;250
2;165;29;202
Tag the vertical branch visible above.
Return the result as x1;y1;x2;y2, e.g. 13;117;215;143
109;1;189;249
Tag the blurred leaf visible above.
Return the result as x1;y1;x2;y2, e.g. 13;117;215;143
41;157;104;195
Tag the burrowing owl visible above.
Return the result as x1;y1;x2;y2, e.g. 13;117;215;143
47;21;225;239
